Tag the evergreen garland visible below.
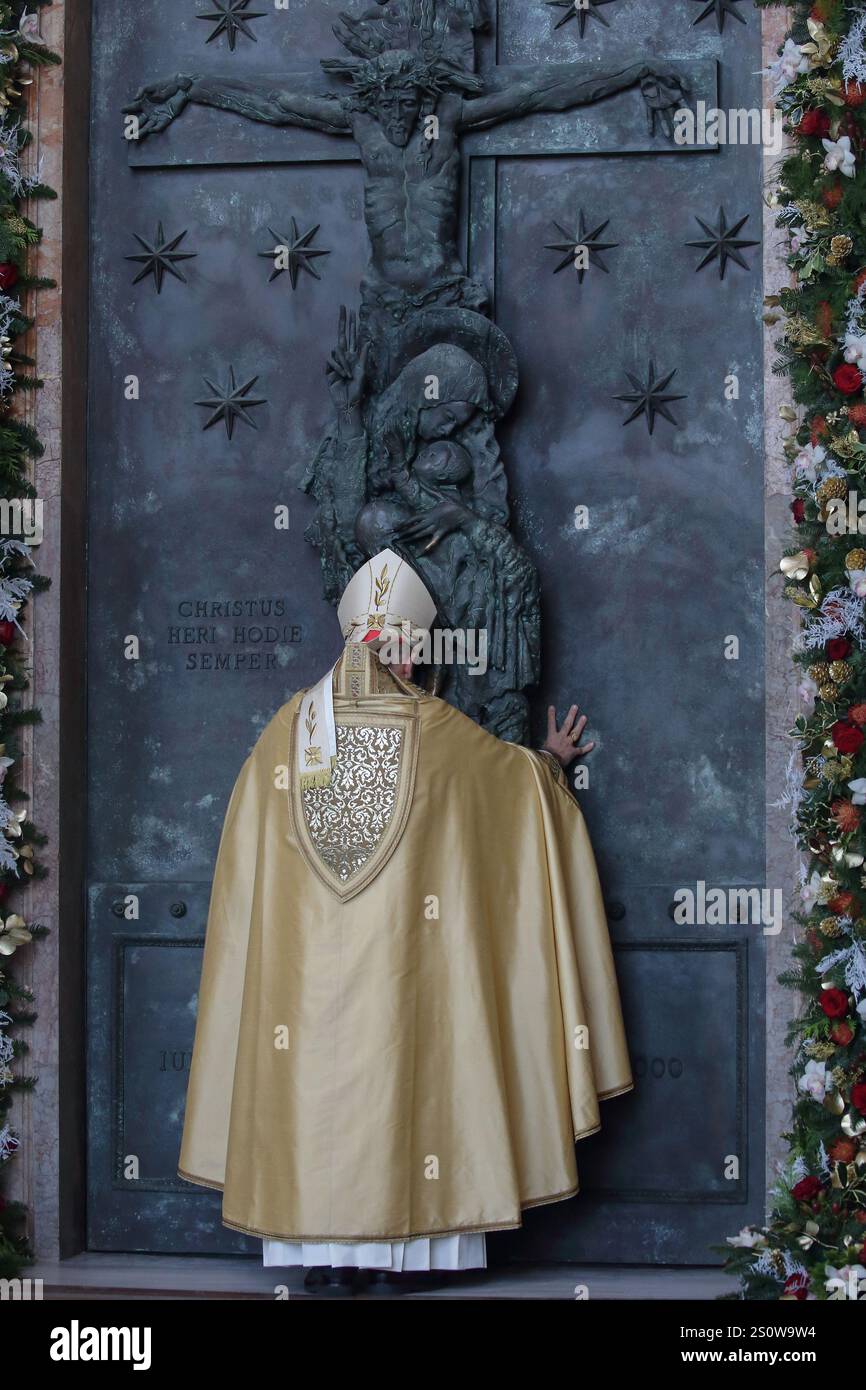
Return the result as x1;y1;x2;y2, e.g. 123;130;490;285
0;0;58;1281
721;0;866;1301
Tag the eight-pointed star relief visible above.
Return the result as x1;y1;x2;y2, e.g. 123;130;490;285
686;207;759;280
545;211;618;282
125;223;197;294
196;366;267;440
614;361;687;436
545;0;618;37
689;0;748;32
197;0;265;51
257;219;332;288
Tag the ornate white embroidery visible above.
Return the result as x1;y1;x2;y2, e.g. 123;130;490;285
301;724;404;882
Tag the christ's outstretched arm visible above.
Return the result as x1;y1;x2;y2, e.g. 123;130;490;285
124;74;352;138
458;61;689;138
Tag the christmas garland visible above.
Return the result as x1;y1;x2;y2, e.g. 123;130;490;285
721;0;866;1300
0;2;58;1281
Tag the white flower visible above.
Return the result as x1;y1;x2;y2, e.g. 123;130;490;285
845;333;866;367
800;870;823;913
823;136;857;178
798;1059;832;1103
849;777;866;806
850;569;866;599
793;443;826;482
0;913;31;957
857;997;866;1022
727;1226;766;1249
770;38;811;93
18;9;40;39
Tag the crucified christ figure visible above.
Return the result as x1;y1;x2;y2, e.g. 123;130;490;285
124;46;688;321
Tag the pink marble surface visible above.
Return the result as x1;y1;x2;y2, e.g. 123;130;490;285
761;5;802;1208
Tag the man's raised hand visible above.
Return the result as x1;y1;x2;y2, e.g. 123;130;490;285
544;703;595;770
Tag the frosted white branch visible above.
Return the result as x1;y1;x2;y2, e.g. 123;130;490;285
819;939;866;998
841;10;866;85
796;587;866;651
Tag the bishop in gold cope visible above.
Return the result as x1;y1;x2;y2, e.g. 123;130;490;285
178;550;632;1283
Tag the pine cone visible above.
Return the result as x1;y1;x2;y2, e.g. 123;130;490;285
829;660;853;684
817;477;848;503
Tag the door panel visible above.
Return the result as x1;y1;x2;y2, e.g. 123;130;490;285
86;0;765;1259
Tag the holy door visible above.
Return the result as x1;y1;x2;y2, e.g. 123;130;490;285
86;0;766;1262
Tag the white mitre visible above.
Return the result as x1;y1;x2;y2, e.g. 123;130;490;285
297;550;437;787
337;547;437;645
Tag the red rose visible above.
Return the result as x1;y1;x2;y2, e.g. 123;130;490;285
859;1246;866;1266
850;703;866;727
791;1175;822;1201
844;82;866;110
797;110;831;137
0;263;18;292
0;620;16;645
832;721;865;754
783;1272;810;1300
823;184;844;211
852;1082;866;1115
831;1021;855;1046
0;883;9;904
827;638;852;660
820;988;850;1020
850;403;866;428
856;1210;866;1225
792;498;806;524
834;364;864;396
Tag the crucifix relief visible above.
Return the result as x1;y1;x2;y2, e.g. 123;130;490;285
125;0;690;743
